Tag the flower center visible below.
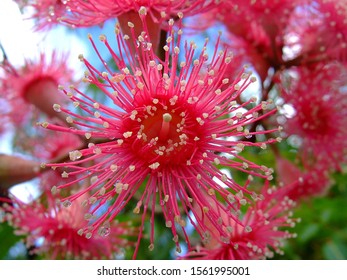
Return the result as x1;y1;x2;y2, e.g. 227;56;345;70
122;97;204;168
141;110;181;144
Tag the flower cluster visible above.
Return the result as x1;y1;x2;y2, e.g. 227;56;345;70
1;193;135;259
280;63;347;171
0;0;346;260
0;51;74;130
182;183;298;260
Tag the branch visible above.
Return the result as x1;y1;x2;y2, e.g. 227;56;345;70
0;40;8;62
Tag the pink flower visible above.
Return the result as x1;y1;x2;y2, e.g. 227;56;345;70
16;0;220;31
181;183;297;260
217;0;304;79
0;51;75;126
1;193;135;259
60;1;221;54
275;157;333;201
14;0;69;30
41;10;280;258
60;0;219;27
284;0;347;64
280;63;347;170
222;0;299;27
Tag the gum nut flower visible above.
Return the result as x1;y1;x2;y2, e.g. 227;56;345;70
275;157;333;201
14;0;70;31
1;193;135;260
59;0;221;27
181;182;298;260
0;154;41;190
280;63;347;169
221;0;300;31
218;0;303;69
284;0;347;64
41;11;281;258
0;51;75;123
61;1;221;55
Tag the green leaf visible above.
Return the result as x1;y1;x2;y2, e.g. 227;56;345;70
0;223;23;259
323;237;347;260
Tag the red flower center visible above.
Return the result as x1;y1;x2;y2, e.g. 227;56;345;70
122;95;205;168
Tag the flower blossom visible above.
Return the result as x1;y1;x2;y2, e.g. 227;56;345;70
59;0;220;27
284;0;347;64
15;0;220;31
14;0;69;30
41;9;281;257
275;156;333;201
280;63;347;170
0;51;75;126
216;0;304;80
181;182;298;260
1;193;135;259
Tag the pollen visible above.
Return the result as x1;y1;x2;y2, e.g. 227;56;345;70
149;162;160;170
129;165;136;171
53;104;61;112
123;131;133;138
